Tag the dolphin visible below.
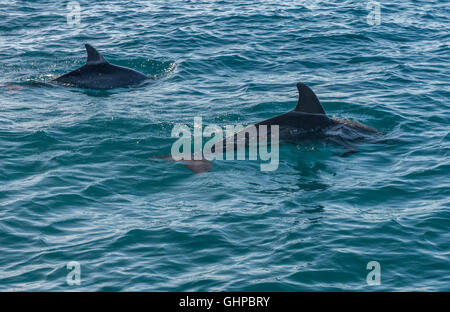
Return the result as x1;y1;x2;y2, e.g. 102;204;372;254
164;83;381;173
253;82;378;141
52;44;150;89
211;82;379;152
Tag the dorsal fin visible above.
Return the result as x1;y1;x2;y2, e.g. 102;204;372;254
294;83;326;114
85;44;107;64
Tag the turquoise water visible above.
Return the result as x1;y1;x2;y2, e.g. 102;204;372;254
1;0;449;291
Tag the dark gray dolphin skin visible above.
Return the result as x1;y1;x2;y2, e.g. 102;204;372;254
52;44;150;89
216;82;378;151
180;83;380;173
254;82;378;140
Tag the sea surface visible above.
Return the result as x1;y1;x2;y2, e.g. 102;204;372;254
0;0;449;291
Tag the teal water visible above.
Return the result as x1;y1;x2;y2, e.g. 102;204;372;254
1;0;449;291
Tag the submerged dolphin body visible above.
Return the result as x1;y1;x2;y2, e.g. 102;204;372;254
211;83;379;152
179;83;380;173
52;44;150;89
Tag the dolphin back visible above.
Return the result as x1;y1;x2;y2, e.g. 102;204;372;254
52;44;150;89
85;44;107;64
294;83;326;115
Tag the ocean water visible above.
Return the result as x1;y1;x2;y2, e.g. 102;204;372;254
0;0;449;291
